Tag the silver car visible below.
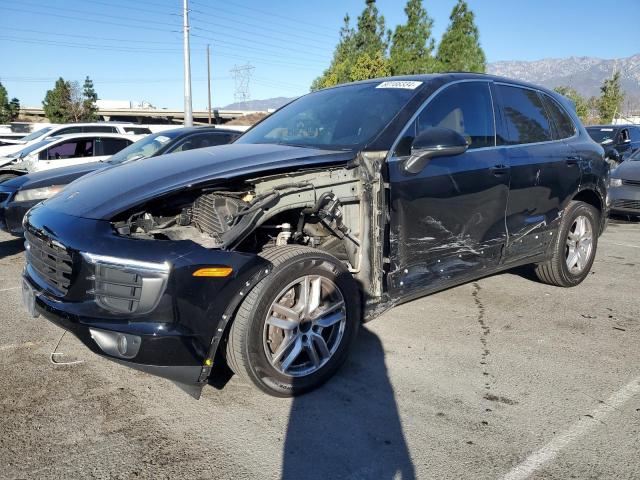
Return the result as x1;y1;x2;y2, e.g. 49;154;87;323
609;149;640;216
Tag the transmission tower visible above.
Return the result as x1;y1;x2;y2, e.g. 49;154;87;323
230;63;255;104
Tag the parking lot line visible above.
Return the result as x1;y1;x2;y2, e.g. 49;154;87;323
0;286;19;292
500;376;640;480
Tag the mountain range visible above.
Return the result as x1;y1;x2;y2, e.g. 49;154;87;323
487;53;640;110
223;53;640;112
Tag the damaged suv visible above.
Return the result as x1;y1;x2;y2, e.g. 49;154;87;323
22;74;607;398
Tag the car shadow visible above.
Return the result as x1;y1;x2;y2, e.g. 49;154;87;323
281;327;415;480
0;236;24;259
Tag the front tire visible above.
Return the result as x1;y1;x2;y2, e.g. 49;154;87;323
226;246;360;397
534;200;599;287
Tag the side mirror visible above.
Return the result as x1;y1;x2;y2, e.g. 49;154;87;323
403;127;469;174
605;147;620;162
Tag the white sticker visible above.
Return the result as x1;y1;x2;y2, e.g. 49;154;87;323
600;128;614;131
155;135;171;143
376;81;423;90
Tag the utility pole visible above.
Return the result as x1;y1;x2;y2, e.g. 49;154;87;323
182;0;193;127
207;44;212;124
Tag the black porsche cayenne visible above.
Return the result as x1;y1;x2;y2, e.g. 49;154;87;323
21;74;607;398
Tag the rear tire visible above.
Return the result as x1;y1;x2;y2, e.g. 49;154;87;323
534;201;599;287
225;246;360;397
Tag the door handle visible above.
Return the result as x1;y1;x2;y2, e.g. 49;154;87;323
565;155;581;165
490;164;508;176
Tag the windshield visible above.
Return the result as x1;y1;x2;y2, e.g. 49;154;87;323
235;81;421;150
7;136;59;158
586;127;618;144
107;130;182;164
18;126;53;143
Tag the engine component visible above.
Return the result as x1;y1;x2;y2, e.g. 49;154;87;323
192;194;248;239
275;223;292;246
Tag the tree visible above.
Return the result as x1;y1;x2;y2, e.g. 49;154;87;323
435;0;485;73
43;77;72;123
0;82;16;124
8;98;20;121
389;0;436;75
42;76;100;123
311;0;389;90
597;71;624;124
553;86;589;121
82;76;98;122
350;51;391;81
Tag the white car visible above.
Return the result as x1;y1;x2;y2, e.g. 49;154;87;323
0;133;142;182
0;122;151;157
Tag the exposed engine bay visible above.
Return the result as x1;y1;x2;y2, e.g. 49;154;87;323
111;153;387;298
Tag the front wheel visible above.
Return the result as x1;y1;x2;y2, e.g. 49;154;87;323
534;200;599;287
225;246;360;397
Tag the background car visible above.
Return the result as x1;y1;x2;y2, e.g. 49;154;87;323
0;122;151;157
0;133;142;182
586;124;640;165
0;126;240;235
609;148;640;217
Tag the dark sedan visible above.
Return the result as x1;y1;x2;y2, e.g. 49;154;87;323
0;126;240;235
609;148;640;216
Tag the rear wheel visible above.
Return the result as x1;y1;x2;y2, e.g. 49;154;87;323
225;246;360;397
534;200;599;287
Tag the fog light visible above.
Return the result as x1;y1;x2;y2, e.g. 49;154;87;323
90;328;141;360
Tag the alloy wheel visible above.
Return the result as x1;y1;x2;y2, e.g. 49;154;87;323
262;275;347;377
565;215;593;274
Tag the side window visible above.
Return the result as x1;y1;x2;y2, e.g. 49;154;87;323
171;133;232;153
97;138;132;156
394;82;495;156
497;85;553;144
541;94;576;140
630;127;640;142
55;127;82;136
83;126;118;133
39;140;92;160
619;129;630;143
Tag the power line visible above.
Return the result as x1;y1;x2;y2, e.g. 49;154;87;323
0;36;190;54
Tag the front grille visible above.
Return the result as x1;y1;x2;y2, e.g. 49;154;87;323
612;199;640;211
24;230;73;294
622;179;640;187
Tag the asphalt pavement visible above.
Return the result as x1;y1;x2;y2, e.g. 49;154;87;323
0;219;638;480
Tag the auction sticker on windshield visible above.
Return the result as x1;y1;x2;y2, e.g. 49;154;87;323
376;81;422;89
156;136;171;143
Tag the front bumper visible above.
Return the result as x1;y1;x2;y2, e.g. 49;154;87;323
22;204;269;392
609;183;640;215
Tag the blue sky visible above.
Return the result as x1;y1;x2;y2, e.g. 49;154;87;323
2;0;639;109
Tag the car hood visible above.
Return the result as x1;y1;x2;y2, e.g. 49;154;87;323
613;160;640;181
43;143;356;220
9;162;105;191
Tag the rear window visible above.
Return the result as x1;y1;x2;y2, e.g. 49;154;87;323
498;85;553;145
586;127;617;144
541;94;576;140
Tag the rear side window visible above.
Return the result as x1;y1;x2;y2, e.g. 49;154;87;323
83;126;118;133
97;138;132;155
630;127;640;142
541;94;576;139
394;81;495;156
55;127;83;136
498;85;552;144
123;127;152;134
